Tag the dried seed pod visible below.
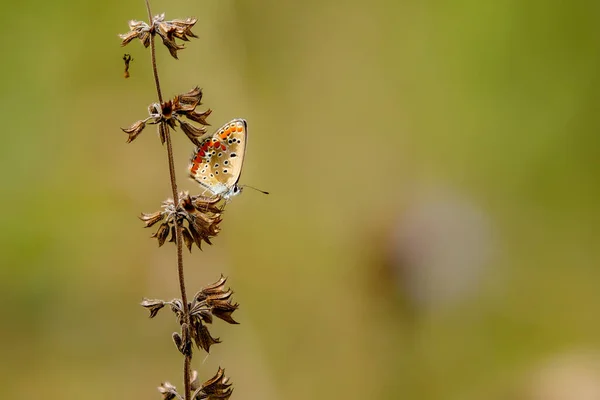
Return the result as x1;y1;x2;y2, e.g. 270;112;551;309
168;226;177;243
158;121;168;145
170;299;185;322
139;211;163;227
158;381;179;400
180;120;208;145
152;222;170;247
120;14;198;58
119;20;151;47
192;276;239;324
192;367;232;400
141;192;222;250
140;298;166;318
192;322;220;353
121;120;147;143
121;88;210;146
172;332;183;351
178;86;203;105
182;228;194;251
155;15;198;58
172;324;192;356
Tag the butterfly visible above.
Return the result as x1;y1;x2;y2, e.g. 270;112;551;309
189;118;248;200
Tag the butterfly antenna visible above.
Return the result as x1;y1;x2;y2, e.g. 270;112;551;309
242;185;269;195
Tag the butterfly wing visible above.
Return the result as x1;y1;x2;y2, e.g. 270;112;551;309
189;119;247;197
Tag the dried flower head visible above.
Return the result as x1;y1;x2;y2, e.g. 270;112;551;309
168;276;239;353
141;298;166;318
192;367;232;400
121;87;212;145
119;19;151;48
156;15;198;59
192;275;239;325
140;192;222;250
120;13;198;59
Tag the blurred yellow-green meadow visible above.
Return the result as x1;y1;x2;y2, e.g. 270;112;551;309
2;0;600;399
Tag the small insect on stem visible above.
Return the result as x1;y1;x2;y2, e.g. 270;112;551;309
123;53;133;78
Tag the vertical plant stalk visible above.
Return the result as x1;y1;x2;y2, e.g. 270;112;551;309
144;0;163;104
144;1;192;399
120;3;237;399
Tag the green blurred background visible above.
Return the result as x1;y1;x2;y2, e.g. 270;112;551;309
2;0;600;399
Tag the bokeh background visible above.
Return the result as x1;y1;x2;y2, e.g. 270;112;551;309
2;0;600;399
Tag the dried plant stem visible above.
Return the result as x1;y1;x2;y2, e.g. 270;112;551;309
145;1;192;399
145;0;163;103
121;3;236;399
165;129;192;400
